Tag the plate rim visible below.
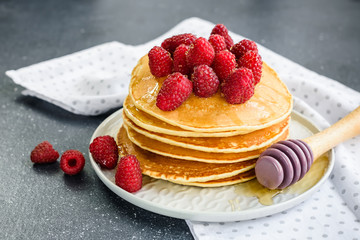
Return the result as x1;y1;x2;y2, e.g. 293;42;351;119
89;108;335;222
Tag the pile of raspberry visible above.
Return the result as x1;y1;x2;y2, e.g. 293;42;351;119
30;141;85;175
148;24;263;111
31;136;142;193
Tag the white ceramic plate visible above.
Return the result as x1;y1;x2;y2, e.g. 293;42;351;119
89;109;334;222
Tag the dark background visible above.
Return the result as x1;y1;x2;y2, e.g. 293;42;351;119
1;0;359;239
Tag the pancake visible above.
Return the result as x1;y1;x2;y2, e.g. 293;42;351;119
123;96;249;137
124;121;289;163
168;169;256;187
123;112;290;153
117;125;257;183
129;55;292;133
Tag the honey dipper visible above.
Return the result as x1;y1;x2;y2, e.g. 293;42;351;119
255;106;360;189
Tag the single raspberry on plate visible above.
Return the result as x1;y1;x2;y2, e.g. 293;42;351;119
30;141;59;164
186;37;215;69
211;24;234;50
89;135;118;169
231;39;258;59
173;44;191;76
212;50;236;83
237;50;262;85
115;154;142;193
191;65;219;98
208;34;227;53
148;46;173;78
60;150;85;175
161;33;197;55
221;67;255;104
156;72;193;111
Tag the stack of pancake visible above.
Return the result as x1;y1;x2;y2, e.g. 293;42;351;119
116;55;292;187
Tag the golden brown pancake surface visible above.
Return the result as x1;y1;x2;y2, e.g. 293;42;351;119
123;119;289;163
129;55;292;133
117;125;257;183
168;169;256;187
124;112;290;153
123;96;250;137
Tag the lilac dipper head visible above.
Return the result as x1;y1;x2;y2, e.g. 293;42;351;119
255;140;314;189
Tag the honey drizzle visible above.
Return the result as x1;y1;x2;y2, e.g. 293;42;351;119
232;154;329;206
118;144;128;157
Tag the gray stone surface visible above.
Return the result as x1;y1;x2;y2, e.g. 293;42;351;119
0;0;359;239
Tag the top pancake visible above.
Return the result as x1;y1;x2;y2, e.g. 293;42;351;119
129;55;292;133
124;96;251;137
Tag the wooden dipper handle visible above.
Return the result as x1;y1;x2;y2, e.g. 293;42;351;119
303;106;360;160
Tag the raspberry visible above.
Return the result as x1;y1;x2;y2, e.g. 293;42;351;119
161;33;197;55
173;44;191;76
237;50;262;85
60;150;85;175
211;24;234;50
231;39;258;59
30;141;59;164
115;154;142;193
208;34;226;53
212;50;236;82
186;37;215;69
156;72;193;111
221;67;255;104
191;65;219;98
89;135;118;169
148;46;173;78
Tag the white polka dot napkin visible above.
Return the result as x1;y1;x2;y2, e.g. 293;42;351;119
6;42;146;115
6;17;360;239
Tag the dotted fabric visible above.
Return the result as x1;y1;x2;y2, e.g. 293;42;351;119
6;42;146;115
6;17;360;239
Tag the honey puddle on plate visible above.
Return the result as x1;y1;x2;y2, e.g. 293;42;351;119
231;154;329;208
